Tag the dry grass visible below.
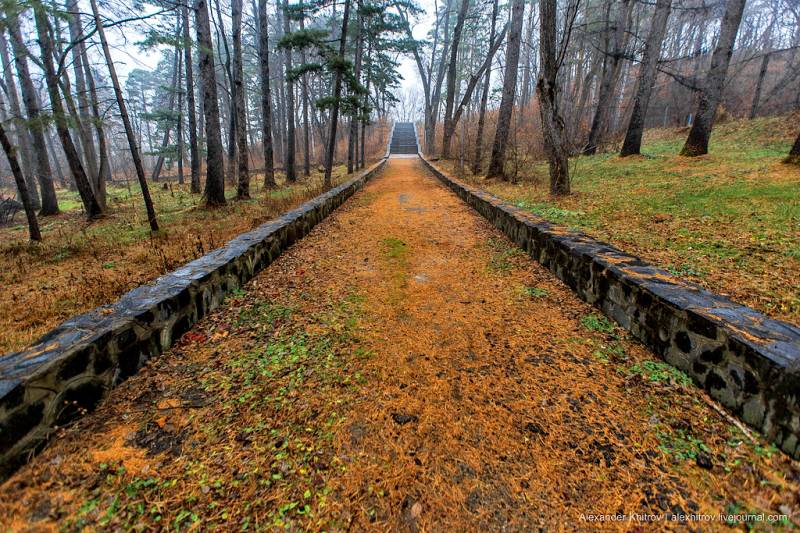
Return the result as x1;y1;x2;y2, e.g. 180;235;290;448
0;161;381;354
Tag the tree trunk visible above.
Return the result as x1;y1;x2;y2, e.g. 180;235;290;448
283;0;296;182
620;0;671;157
680;0;746;156
324;0;352;188
182;4;201;193
584;0;633;155
0;121;41;240
486;0;525;180
66;0;99;188
6;17;59;215
258;0;275;188
426;0;454;156
232;0;250;197
195;0;227;204
300;13;311;176
347;2;363;175
537;0;570;195
785;131;800;165
177;47;185;186
90;0;159;228
34;2;102;218
471;0;499;174
441;0;469;159
82;47;109;208
749;51;770;119
0;31;40;209
518;0;538;119
46;130;68;188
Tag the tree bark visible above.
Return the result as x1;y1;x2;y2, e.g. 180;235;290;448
283;0;297;182
470;0;499;175
66;0;99;187
182;4;201;193
324;0;352;188
749;51;770;119
518;1;538;117
195;0;227;204
299;16;311;176
0;119;41;241
6;17;59;215
537;0;570;195
347;1;363;175
177;47;185;185
34;1;102;218
785;131;800;165
486;0;525;180
232;0;250;197
680;0;746;156
90;0;159;228
258;0;275;188
620;0;671;157
0;31;40;209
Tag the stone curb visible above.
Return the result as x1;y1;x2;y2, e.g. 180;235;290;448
420;154;800;459
0;158;388;479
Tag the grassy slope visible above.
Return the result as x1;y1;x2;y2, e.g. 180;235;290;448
0;165;369;353
442;114;800;325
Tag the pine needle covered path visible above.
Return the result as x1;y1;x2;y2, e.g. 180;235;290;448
1;158;798;530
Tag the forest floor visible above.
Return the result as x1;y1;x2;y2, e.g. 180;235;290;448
0;164;364;353
1;158;798;531
437;114;800;325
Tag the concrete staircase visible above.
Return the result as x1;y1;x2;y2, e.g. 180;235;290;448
389;122;418;154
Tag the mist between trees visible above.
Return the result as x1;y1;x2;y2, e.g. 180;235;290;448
0;0;799;242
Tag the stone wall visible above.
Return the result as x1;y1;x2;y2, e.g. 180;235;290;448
420;155;800;458
0;159;387;479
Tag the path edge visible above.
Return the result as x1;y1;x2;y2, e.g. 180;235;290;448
419;153;800;459
0;158;388;480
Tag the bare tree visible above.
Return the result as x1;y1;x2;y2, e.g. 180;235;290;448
441;0;469;159
232;0;250;197
0;31;39;210
583;0;633;155
486;0;526;179
537;0;572;195
0;117;41;241
90;0;159;229
5;16;59;215
34;1;102;218
620;0;672;156
182;4;201;193
470;0;500;175
681;0;747;156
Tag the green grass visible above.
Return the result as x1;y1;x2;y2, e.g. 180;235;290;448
628;360;692;387
580;313;616;335
468;115;800;323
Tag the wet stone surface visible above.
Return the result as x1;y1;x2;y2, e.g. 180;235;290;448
0;159;387;479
